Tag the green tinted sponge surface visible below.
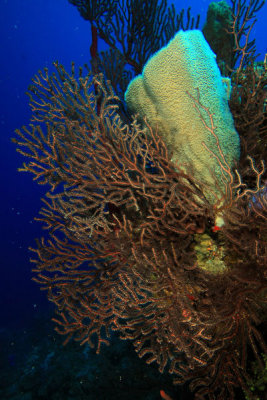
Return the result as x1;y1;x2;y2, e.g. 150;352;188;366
125;30;240;203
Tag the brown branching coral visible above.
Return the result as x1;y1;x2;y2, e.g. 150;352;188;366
202;0;265;76
203;0;267;203
13;60;267;399
12;1;267;399
229;60;267;191
228;0;265;72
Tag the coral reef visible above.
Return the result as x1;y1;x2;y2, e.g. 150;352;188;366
13;0;266;399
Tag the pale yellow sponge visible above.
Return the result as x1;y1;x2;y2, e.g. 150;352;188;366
125;30;240;204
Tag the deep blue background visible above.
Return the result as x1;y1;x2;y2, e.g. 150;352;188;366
0;0;266;331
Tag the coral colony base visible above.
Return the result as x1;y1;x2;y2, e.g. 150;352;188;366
13;0;266;399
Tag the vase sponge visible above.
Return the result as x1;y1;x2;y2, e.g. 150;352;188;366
125;30;240;204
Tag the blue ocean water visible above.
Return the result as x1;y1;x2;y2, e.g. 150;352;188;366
0;1;266;398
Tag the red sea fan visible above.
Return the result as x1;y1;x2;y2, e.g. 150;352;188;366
13;63;267;399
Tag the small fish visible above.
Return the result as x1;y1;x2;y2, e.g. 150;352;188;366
212;225;221;232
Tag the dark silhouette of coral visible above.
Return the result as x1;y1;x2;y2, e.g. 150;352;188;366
68;0;200;96
202;1;235;75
